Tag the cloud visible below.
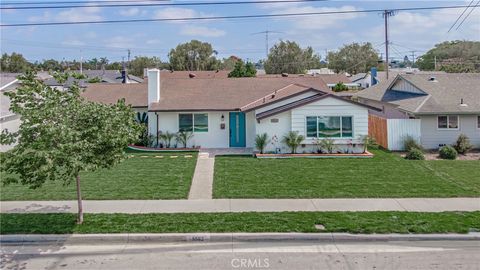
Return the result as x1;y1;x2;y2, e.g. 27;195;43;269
270;5;363;30
118;7;148;17
152;7;215;23
61;39;86;46
180;25;226;37
28;6;102;22
104;36;135;49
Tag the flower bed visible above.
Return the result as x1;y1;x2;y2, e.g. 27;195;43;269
128;145;200;152
255;151;374;158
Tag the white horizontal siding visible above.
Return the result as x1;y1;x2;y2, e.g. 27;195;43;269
291;97;369;144
391;79;425;94
419;115;480;149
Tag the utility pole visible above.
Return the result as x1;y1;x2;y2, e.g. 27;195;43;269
127;49;131;69
80;49;83;74
411;50;416;67
251;30;283;59
383;10;396;80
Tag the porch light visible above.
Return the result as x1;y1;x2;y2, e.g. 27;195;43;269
221;114;225;122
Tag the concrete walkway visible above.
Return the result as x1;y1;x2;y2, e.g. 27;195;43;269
188;152;214;200
1;198;479;214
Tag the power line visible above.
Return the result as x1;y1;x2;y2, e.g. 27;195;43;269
455;0;480;30
1;0;167;5
251;30;284;59
0;5;472;27
1;0;329;10
447;0;474;33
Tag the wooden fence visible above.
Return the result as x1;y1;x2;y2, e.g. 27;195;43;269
368;115;388;149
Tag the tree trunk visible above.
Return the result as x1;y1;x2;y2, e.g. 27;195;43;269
76;174;84;224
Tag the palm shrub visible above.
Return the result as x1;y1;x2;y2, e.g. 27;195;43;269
454;134;472;154
439;145;458;160
360;135;377;153
319;137;336;154
159;131;175;148
255;133;269;154
176;131;193;148
405;148;425;160
403;135;423;152
281;131;305;154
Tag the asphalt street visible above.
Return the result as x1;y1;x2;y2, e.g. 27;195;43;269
1;239;479;270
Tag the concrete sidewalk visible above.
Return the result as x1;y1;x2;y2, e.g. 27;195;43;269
1;198;479;214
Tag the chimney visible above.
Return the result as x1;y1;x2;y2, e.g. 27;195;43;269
121;62;128;84
370;67;377;86
148;69;161;105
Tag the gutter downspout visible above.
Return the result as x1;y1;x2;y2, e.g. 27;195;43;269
156;112;159;147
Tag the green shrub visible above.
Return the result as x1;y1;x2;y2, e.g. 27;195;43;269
439;145;458;160
281;131;305;154
255;133;269;154
176;131;193;148
318;137;336;154
405;148;425;160
403;136;423;152
454;134;473;155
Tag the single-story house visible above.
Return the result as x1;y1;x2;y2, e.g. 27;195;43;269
84;70;375;153
45;69;143;89
356;73;480;150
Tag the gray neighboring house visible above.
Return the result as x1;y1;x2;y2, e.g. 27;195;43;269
356;73;480;150
0;73;21;152
44;69;143;89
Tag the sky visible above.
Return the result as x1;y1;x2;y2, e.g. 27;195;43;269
1;0;479;64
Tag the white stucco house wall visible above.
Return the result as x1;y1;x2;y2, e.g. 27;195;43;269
356;73;480;150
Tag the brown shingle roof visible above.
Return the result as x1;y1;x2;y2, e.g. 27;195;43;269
84;75;342;111
81;83;147;108
150;77;333;111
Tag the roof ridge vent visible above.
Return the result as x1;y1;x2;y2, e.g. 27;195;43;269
428;76;437;82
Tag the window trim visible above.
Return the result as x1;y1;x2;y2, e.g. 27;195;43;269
305;115;354;139
437;115;460;130
178;113;209;133
477;115;480;129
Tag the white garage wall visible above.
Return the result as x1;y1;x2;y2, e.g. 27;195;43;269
255;111;292;153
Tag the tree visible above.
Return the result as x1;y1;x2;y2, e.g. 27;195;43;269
168;40;221;71
264;40;321;74
228;60;257;78
332;82;348;92
221;55;241;70
1;53;32;72
0;71;141;224
128;56;165;77
327;42;380;74
37;59;64;71
416;41;480;72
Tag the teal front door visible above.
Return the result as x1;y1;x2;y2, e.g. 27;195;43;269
229;112;246;147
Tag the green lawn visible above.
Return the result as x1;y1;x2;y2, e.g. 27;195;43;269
1;212;478;234
0;152;197;200
214;149;480;198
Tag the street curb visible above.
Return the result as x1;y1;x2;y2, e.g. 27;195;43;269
1;232;480;244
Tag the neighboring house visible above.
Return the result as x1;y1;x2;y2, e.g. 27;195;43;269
44;69;143;89
0;73;21;152
356;73;480;150
84;70;377;153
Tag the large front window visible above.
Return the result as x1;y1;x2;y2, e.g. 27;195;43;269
179;113;208;132
438;115;458;129
306;116;353;138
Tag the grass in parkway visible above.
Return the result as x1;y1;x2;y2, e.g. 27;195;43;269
0;152;197;200
1;212;479;234
213;148;480;198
